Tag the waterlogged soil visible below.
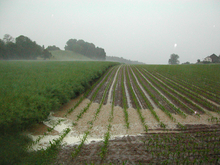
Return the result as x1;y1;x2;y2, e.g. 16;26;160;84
54;124;220;165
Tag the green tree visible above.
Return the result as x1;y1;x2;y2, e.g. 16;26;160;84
168;53;180;64
64;38;106;60
46;45;60;51
42;49;52;60
3;34;14;43
16;35;42;59
0;39;6;59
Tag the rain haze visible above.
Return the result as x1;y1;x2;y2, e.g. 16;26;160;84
0;0;220;64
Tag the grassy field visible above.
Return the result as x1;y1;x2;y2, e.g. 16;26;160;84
50;50;92;61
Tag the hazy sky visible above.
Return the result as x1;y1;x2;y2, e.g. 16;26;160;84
0;0;220;64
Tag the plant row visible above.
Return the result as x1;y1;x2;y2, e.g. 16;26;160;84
139;64;220;98
121;66;130;129
134;66;187;118
99;66;120;159
137;67;199;115
131;67;177;123
71;66;116;158
141;128;220;164
125;66;149;131
155;71;220;104
150;70;219;112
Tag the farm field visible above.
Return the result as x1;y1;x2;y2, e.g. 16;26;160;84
0;60;119;164
23;64;220;164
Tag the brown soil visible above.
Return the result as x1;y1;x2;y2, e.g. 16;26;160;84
114;67;123;107
27;122;59;135
53;94;84;117
54;124;220;165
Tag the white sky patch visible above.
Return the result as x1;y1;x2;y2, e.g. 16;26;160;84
51;14;54;18
174;43;177;48
213;25;215;28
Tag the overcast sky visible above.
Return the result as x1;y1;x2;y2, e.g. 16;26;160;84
0;0;220;64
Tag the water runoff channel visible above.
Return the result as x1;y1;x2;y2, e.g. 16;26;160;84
28;66;125;151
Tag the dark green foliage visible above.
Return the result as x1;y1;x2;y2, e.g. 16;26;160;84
46;45;60;51
0;34;43;60
42;49;52;60
0;133;32;165
168;53;179;64
0;61;118;134
65;38;106;60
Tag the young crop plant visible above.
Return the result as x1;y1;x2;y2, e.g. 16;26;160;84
71;130;90;158
153;72;220;109
152;72;219;113
99;66;120;159
71;68;115;159
132;67;177;122
135;66;187;118
140;68;197;116
76;67;115;121
145;69;207;115
128;67;161;124
121;66;130;129
125;66;149;132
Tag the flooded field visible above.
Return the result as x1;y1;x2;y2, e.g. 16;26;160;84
26;65;220;164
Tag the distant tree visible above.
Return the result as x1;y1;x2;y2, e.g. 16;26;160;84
182;61;190;65
64;39;77;51
197;59;200;63
15;35;42;59
42;49;52;60
64;38;106;60
168;53;180;64
46;45;60;51
0;39;6;59
3;34;14;43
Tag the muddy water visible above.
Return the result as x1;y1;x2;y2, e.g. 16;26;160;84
73;102;99;135
27;96;220;151
127;108;145;135
141;109;159;129
89;104;111;138
107;66;121;104
111;106;127;136
67;99;91;121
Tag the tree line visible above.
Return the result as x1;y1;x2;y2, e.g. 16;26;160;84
65;39;106;60
0;34;53;60
0;34;106;60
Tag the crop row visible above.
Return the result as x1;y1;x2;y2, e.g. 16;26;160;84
139;64;220;100
141;125;220;164
71;66;117;158
148;70;219;112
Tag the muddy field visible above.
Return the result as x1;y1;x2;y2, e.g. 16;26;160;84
27;65;220;164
